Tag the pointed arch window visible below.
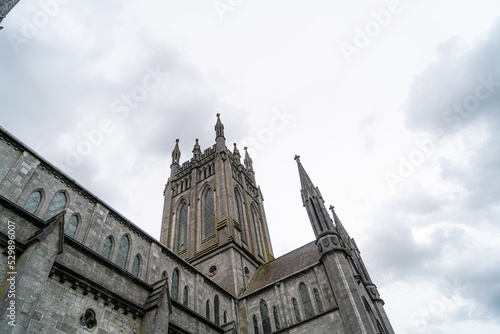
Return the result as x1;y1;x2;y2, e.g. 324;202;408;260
206;300;211;320
24;190;42;214
214;295;220;325
171;268;179;301
299;283;315;318
178;202;188;252
204;188;215;238
44;191;67;220
292;298;301;322
131;254;140;276
272;305;281;330
183;286;189;307
101;237;113;260
313;288;324;313
223;311;228;324
116;235;130;269
235;188;246;243
65;215;79;238
259;299;272;334
251;206;262;256
253;314;259;334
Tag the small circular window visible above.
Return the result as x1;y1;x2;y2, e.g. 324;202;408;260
209;266;217;276
244;267;250;277
80;309;97;329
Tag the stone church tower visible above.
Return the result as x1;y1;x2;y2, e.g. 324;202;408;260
160;114;274;296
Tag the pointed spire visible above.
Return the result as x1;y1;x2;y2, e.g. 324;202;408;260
172;139;181;165
295;155;315;195
295;156;336;238
329;205;351;246
215;113;224;139
244;147;253;170
233;143;241;164
192;138;201;160
215;113;226;152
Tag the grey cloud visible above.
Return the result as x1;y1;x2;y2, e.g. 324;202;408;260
403;18;500;135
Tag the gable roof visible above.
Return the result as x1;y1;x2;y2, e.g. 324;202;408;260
242;241;320;296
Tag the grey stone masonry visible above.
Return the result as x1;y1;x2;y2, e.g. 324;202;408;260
0;212;64;333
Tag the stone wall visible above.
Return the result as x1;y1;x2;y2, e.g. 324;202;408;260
27;276;141;334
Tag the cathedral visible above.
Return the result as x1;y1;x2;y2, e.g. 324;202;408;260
0;115;394;333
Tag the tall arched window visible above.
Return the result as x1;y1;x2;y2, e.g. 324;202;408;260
299;283;314;319
223;311;228;324
131;254;140;276
292;298;301;322
206;300;211;320
178;202;188;252
116;235;130;269
204;188;215;238
259;299;272;334
101;237;113;260
234;188;246;243
171;268;179;301
313;288;324;313
253;314;259;334
214;295;220;325
183;286;189;307
24;190;42;214
251;206;262;256
44;191;67;220
65;215;79;238
272;305;281;330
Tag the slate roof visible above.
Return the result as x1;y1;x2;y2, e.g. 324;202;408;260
242;241;320;296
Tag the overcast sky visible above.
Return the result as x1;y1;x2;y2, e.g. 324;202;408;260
1;1;500;333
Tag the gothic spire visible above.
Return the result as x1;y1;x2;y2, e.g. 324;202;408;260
244;147;253;170
233;143;241;164
215;113;226;151
172;139;181;165
192;138;201;160
329;205;351;247
244;147;256;184
295;155;335;238
215;113;224;139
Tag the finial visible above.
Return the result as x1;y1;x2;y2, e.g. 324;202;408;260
215;113;225;139
172;138;181;165
244;147;253;170
232;143;241;163
294;155;301;162
192;138;201;159
329;205;335;212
